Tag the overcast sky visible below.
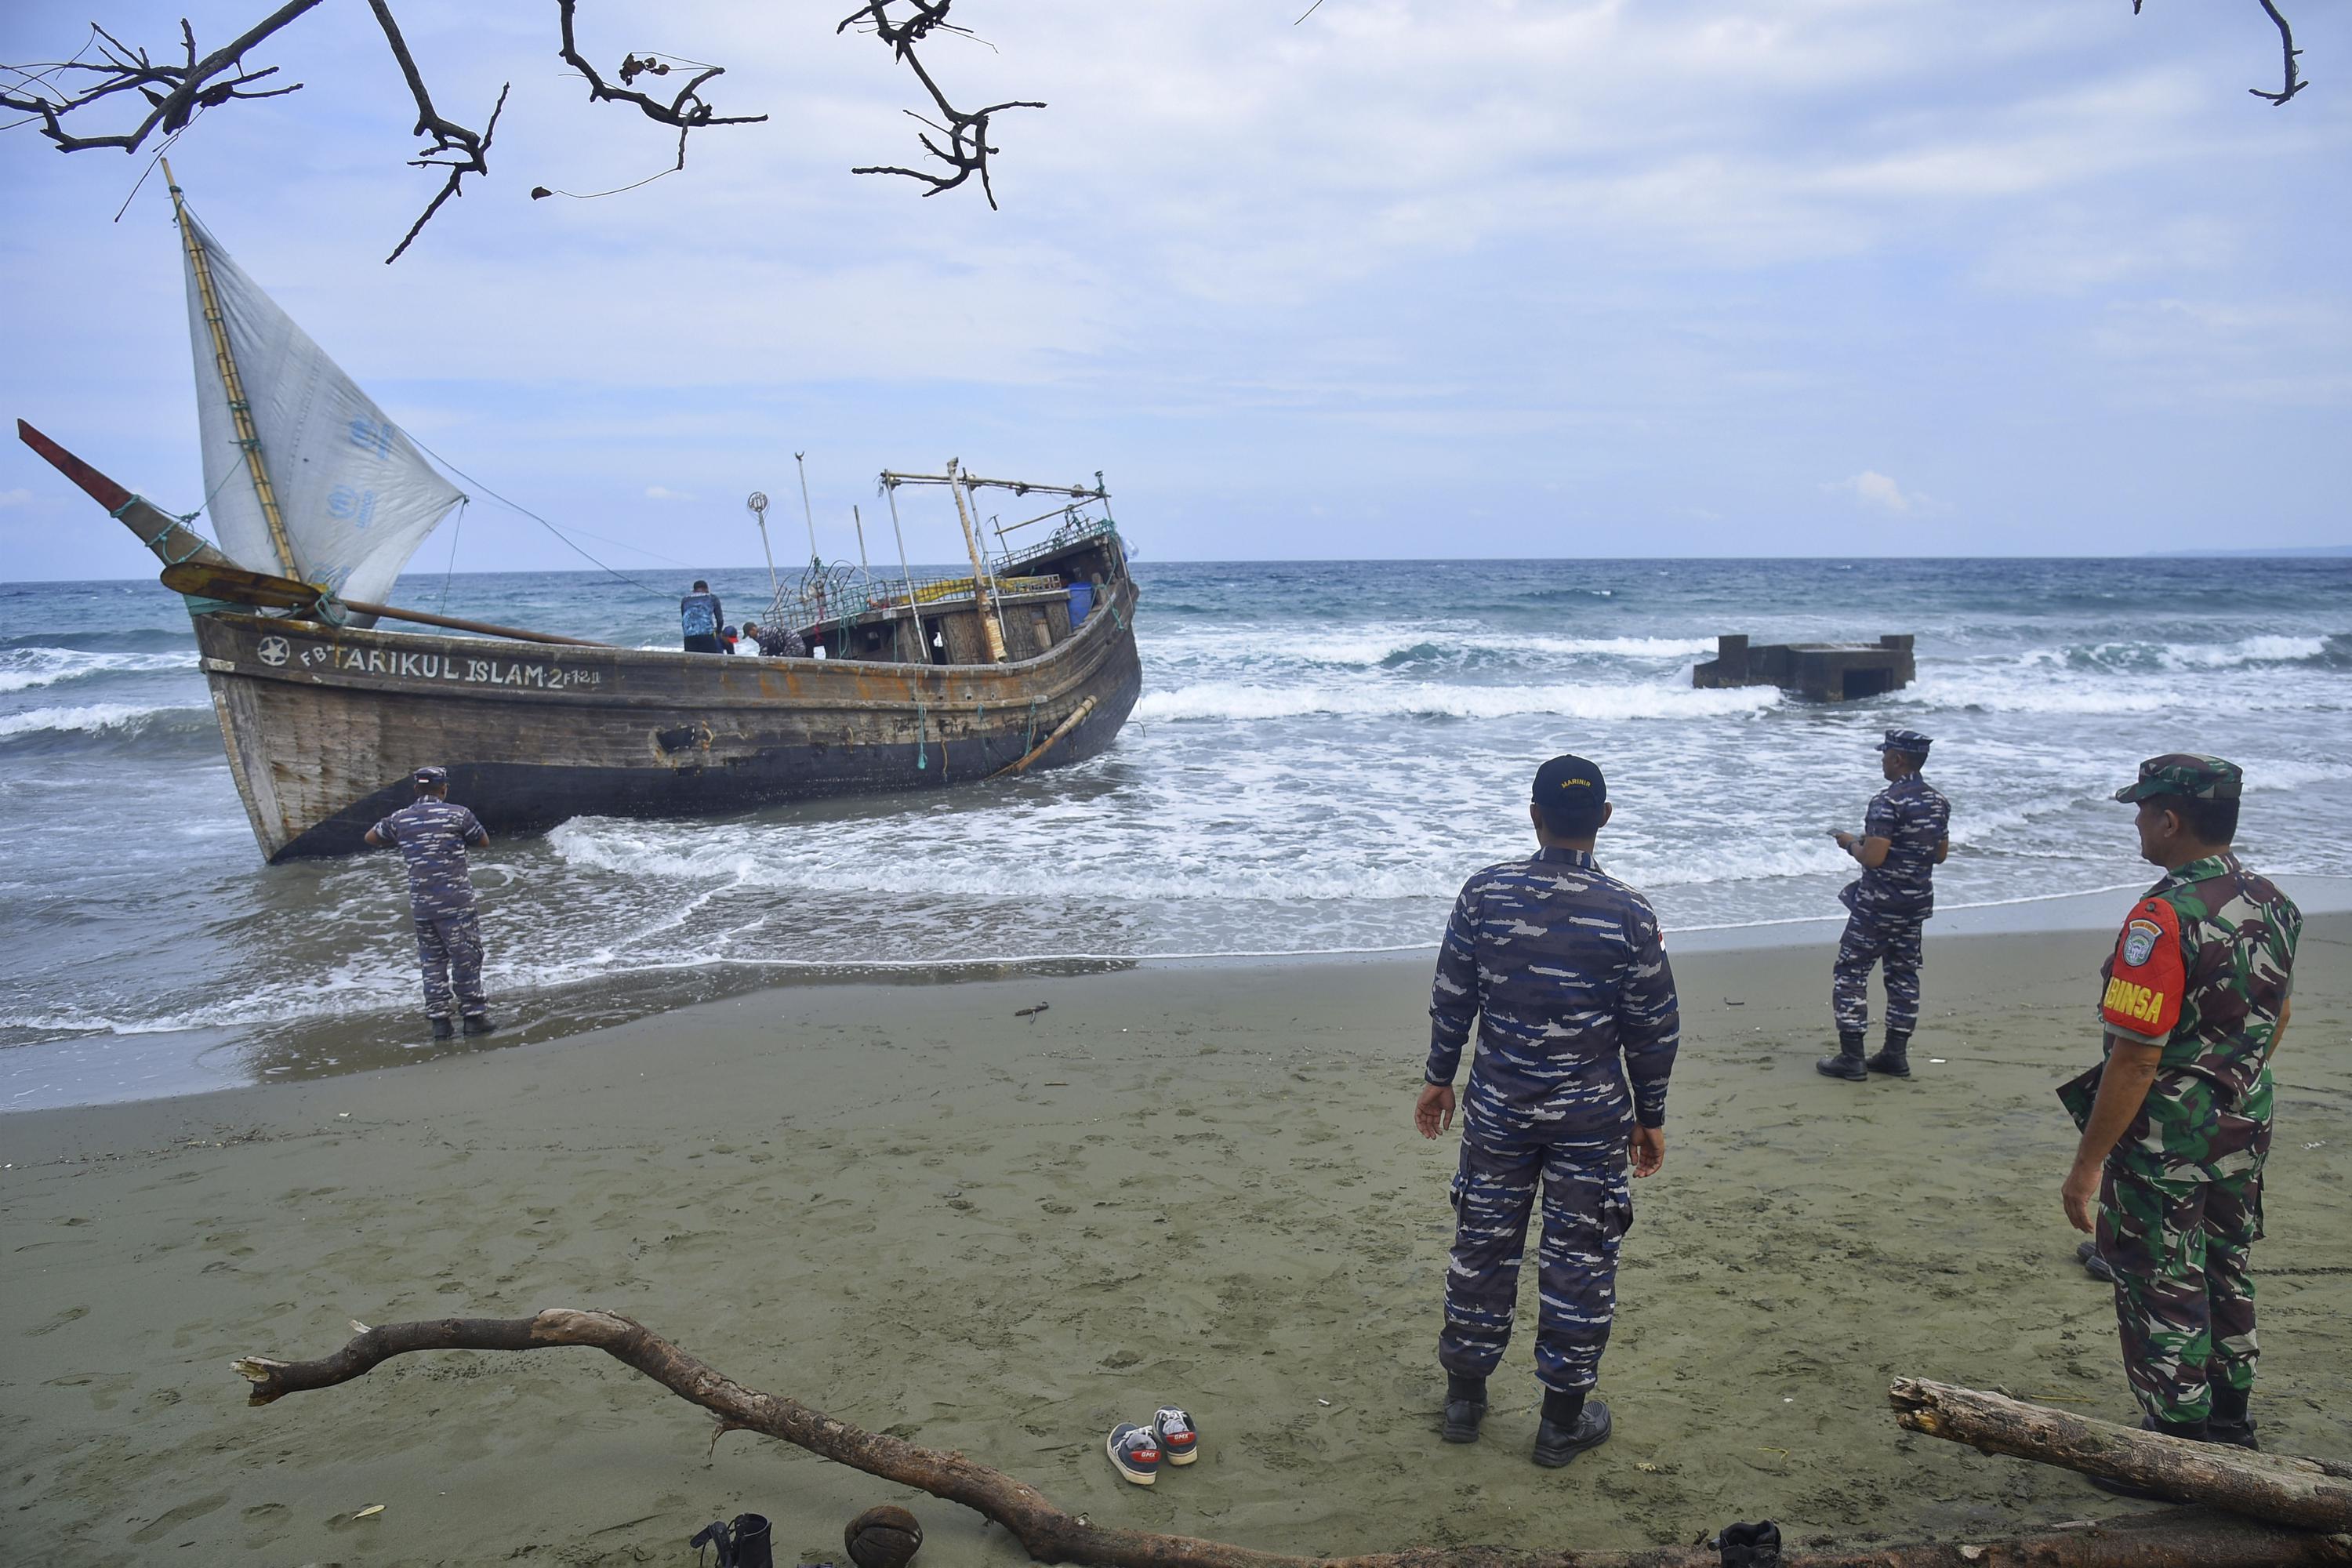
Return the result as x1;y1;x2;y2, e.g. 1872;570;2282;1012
2;0;2347;579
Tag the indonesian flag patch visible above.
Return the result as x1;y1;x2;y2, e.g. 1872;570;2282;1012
2102;896;2183;1038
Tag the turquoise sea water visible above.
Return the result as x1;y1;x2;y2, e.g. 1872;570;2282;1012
2;557;2347;1108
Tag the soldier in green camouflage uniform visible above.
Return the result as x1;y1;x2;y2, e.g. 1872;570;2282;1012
2057;755;2298;1484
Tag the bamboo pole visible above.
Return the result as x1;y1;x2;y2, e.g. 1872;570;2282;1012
946;459;1008;662
337;597;606;648
163;159;303;583
989;695;1097;778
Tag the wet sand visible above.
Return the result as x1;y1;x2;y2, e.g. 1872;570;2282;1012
3;917;2348;1566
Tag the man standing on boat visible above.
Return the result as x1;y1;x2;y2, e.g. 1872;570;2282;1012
365;766;497;1040
680;580;724;653
1415;754;1679;1468
1818;728;1950;1082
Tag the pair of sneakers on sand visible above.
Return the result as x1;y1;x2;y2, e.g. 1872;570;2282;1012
1105;1406;1200;1485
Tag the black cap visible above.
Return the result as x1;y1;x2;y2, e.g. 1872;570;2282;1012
1877;728;1932;755
413;765;448;787
1533;753;1606;808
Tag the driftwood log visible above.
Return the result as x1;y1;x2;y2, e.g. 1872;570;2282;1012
231;1309;2350;1567
1890;1378;2352;1533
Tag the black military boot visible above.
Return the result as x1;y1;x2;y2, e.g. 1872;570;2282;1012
1865;1030;1912;1078
429;1015;455;1040
461;1013;499;1036
1532;1386;1611;1468
1441;1373;1486;1443
2208;1381;2258;1450
2085;1414;2205;1500
1815;1031;1867;1081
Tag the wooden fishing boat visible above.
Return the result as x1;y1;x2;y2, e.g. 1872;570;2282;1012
15;171;1142;863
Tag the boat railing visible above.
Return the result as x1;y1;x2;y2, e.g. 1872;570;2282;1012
768;567;1067;635
1000;514;1118;577
866;572;1063;612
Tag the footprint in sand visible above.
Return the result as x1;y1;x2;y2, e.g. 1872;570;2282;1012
129;1491;230;1544
240;1501;290;1548
25;1305;87;1336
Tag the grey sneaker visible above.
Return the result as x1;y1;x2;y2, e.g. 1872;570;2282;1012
1152;1406;1198;1465
1105;1422;1161;1486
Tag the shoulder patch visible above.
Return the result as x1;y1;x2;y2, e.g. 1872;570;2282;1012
2102;897;2184;1037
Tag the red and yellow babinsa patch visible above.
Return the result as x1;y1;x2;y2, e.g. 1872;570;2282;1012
2102;896;2183;1037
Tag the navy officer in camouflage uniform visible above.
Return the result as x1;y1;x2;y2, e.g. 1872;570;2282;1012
2058;756;2299;1491
1415;753;1680;1468
365;766;498;1040
1818;728;1950;1082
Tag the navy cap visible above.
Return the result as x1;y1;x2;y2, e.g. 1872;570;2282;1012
413;765;448;786
1533;753;1606;808
1877;728;1933;755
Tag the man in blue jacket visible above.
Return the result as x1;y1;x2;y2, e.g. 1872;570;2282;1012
680;580;724;652
1416;753;1681;1468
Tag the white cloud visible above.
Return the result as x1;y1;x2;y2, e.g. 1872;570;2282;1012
1828;471;1928;514
0;488;34;509
644;486;695;502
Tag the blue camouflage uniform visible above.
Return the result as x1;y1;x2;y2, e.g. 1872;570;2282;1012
1832;741;1950;1039
1427;848;1681;1393
369;795;491;1022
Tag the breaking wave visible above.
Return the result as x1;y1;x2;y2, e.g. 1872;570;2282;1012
0;702;212;745
1134;679;1778;723
0;646;198;692
2021;633;2348;677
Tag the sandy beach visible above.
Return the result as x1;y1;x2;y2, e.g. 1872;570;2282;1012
3;915;2347;1566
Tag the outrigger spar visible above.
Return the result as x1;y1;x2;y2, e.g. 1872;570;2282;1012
16;176;1144;862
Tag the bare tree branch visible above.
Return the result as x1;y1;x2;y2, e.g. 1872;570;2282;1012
2246;0;2310;105
2133;0;2310;107
554;0;768;180
0;1;326;155
837;1;1042;209
0;2;772;261
363;0;506;264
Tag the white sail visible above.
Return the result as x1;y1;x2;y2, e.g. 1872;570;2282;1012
180;208;463;608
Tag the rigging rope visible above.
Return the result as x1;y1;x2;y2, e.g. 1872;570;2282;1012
438;499;466;615
394;423;677;601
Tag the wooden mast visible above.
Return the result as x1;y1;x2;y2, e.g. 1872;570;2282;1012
945;458;1008;662
163;158;303;584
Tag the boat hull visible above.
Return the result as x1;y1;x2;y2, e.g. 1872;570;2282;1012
192;583;1142;861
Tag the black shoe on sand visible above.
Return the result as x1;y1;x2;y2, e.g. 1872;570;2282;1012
2076;1239;2116;1283
1865;1033;1911;1077
1442;1374;1487;1443
429;1016;455;1040
2208;1382;2259;1450
1533;1392;1611;1468
462;1013;498;1036
1816;1031;1867;1081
